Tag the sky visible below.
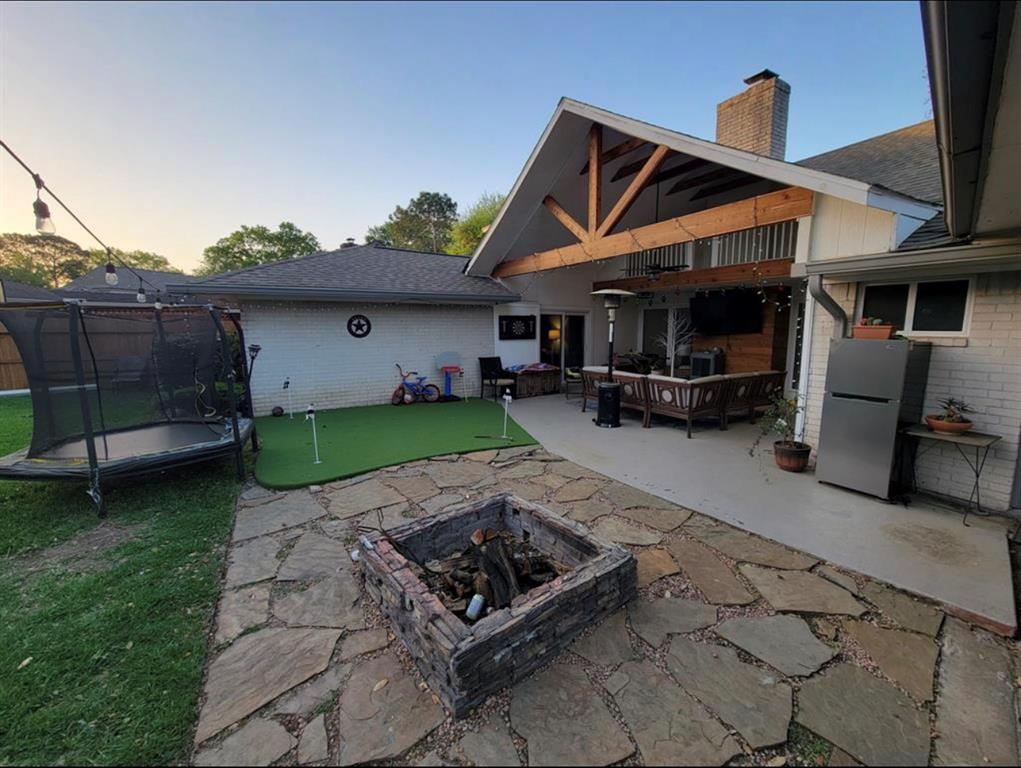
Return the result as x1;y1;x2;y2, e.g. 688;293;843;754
0;1;932;272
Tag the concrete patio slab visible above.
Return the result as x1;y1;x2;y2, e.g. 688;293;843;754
511;396;1017;635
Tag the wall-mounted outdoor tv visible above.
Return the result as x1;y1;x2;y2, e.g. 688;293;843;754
689;288;763;335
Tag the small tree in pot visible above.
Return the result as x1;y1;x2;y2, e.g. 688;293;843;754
750;391;812;472
655;314;694;378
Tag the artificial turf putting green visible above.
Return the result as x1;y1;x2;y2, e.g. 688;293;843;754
254;398;537;488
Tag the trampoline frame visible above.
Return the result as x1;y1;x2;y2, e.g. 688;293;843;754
0;300;259;515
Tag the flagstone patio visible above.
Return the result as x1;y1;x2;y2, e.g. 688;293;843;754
192;447;1020;767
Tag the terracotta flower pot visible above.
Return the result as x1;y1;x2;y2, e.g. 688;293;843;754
925;415;973;434
852;324;895;340
774;440;812;472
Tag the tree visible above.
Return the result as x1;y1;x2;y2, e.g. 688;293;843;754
0;233;91;287
365;192;458;253
87;248;172;272
448;192;506;256
198;222;321;276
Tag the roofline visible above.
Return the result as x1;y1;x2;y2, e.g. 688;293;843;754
466;98;940;276
921;0;1014;238
164;283;519;305
793;237;1021;280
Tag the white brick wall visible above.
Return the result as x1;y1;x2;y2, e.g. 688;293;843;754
803;271;1021;512
240;301;496;414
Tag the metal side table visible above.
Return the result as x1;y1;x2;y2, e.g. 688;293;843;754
900;424;1001;525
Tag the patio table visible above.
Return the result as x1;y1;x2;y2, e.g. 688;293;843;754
900;424;1001;525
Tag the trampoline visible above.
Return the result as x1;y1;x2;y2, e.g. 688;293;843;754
0;301;257;514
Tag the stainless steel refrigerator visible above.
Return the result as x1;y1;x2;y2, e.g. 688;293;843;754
815;338;931;499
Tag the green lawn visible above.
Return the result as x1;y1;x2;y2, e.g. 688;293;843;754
254;398;537;488
0;395;241;765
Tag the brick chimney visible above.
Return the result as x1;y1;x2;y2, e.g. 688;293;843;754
715;70;790;160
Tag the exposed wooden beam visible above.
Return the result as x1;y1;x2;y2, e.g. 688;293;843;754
579;136;647;175
492;187;812;278
643;158;710;188
665;167;745;197
593;258;794;293
542;195;589;242
588;125;602;237
596;144;670;238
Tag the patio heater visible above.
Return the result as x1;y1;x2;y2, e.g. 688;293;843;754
591;288;636;428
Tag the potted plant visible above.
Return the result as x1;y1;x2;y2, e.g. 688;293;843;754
925;397;974;433
750;391;812;472
853;316;896;340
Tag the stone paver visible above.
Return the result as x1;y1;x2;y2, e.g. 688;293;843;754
553;478;605;503
214;583;270;644
667;637;792;749
601;482;676;510
277;532;351;581
843;620;938;702
685;515;817;570
196;627;341;743
628;597;717;647
194;718;295;766
510;664;632;767
298;714;329;764
224;536;281;588
273;575;363;628
274;664;349;715
635;547;679;587
328;478;406;519
570;611;635;667
385;474;442;503
335;654;445;766
816;565;860;596
739;565;866;616
498;461;546;480
419;493;466;515
500;480;546;501
358;502;413;532
862;582;943;636
563;498;613;524
590;516;663;546
425;461;493;489
458;721;520;767
233;491;327;541
615;506;691;532
464;449;498;463
934;618;1019;766
607;660;741;766
715;615;836;676
668;538;755;605
339;628;389;660
796;663;930;766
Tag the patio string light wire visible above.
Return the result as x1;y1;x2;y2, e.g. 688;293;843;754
0;138;160;295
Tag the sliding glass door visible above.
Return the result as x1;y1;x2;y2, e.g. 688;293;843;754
540;313;585;377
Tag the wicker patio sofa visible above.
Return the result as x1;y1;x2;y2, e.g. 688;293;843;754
580;367;785;437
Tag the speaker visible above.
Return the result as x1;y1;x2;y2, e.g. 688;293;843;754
691;349;725;377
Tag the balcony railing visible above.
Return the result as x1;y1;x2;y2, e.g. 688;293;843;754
624;219;798;277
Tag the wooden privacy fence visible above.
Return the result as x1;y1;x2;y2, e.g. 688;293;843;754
0;324;28;390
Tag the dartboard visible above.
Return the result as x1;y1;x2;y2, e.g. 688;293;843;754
512;319;526;336
347;314;371;338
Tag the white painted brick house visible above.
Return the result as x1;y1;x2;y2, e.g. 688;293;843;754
176;244;517;413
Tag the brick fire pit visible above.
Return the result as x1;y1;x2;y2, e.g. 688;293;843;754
361;493;637;716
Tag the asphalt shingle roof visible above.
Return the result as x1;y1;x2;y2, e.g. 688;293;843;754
181;244;517;302
62;266;198;294
796;120;943;205
0;279;62;303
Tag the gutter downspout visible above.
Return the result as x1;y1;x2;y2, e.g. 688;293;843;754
807;274;848;340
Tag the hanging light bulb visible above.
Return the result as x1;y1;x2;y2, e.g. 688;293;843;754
33;197;55;234
136;281;147;303
154;290;163;311
105;261;118;286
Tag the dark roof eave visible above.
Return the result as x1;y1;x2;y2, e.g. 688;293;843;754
166;283;519;304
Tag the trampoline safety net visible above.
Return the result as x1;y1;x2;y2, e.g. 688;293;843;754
0;303;252;488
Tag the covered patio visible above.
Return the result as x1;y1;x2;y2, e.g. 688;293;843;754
511;393;1017;635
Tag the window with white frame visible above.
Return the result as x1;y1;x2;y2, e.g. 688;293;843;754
858;278;973;335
